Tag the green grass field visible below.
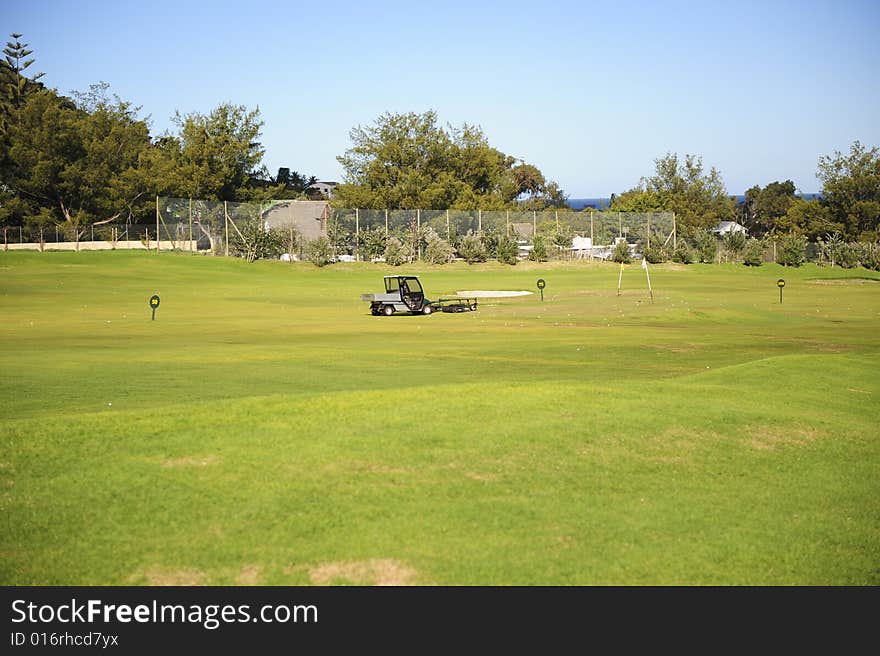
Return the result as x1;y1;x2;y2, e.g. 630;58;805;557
1;250;878;585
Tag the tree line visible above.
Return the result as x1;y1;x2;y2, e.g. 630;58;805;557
1;33;878;246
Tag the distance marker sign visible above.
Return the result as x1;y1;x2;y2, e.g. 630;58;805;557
777;279;785;304
537;278;546;301
149;294;160;320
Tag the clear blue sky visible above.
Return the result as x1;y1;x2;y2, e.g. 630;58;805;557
4;0;879;197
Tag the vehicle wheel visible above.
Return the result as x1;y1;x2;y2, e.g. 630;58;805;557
382;305;395;316
470;303;478;311
422;304;433;315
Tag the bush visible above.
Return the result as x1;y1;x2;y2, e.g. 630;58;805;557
358;226;387;261
495;237;519;265
383;236;406;266
306;237;333;267
722;230;747;257
229;219;284;263
457;232;487;264
742;238;764;266
529;236;548;262
694;228;718;263
642;243;668;263
855;242;880;270
776;234;807;267
424;236;455;264
611;239;631;263
834;243;861;269
672;243;693;264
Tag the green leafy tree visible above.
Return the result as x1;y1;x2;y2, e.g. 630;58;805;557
741;181;796;236
3;84;152;241
615;153;734;231
334;110;564;210
777;197;838;239
817;141;880;240
171;103;265;201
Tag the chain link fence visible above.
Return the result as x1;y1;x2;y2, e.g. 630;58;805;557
3;198;681;261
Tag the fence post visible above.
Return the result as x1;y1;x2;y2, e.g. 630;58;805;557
672;213;677;250
355;208;360;261
647;213;651;249
478;209;482;234
224;201;229;256
385;209;389;236
189;198;193;253
533;211;537;238
156;196;161;254
446;209;450;241
416;209;421;261
506;210;510;238
19;226;23;243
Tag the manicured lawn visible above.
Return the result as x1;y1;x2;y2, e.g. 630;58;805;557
1;250;878;584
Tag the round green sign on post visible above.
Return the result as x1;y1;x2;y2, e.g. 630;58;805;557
777;279;785;304
149;294;160;320
537;278;546;301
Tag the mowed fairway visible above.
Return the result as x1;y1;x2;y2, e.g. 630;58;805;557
1;251;878;585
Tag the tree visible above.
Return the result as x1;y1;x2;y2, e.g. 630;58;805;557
3;84;152;242
334;110;564;210
777;197;838;239
2;33;45;124
741;180;797;236
817;141;880;240
615;153;734;231
171;103;265;201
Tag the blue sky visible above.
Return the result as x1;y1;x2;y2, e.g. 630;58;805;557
3;0;879;197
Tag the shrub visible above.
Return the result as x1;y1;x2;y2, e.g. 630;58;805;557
642;244;667;263
306;237;333;267
818;232;845;267
742;238;764;266
358;226;387;261
855;242;880;270
495;237;519;265
529;236;548;262
457;232;487;264
694;228;718;263
722;230;747;257
424;236;455;264
834;243;861;269
672;243;693;264
383;236;406;266
776;234;807;267
611;239;631;263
